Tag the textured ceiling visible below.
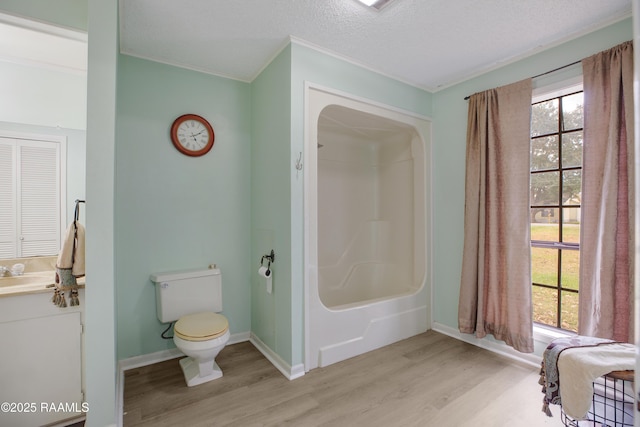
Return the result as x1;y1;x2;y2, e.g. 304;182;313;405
120;0;631;91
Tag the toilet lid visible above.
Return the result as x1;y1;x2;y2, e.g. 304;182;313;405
174;312;229;342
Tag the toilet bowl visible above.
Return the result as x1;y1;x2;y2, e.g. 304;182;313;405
150;267;229;387
173;312;230;387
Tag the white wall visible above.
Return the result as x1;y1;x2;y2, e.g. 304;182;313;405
0;60;86;130
0;21;87;223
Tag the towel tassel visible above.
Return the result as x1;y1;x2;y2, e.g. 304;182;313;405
69;289;80;306
58;291;67;308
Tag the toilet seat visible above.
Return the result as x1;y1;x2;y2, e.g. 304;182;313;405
174;312;229;342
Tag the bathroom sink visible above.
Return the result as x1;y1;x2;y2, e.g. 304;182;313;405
0;273;55;288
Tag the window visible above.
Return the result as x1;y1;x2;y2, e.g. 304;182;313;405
530;88;583;332
0;134;65;259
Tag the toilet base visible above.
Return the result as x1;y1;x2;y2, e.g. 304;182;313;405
179;356;223;387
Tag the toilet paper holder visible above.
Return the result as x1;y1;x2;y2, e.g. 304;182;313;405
260;250;275;274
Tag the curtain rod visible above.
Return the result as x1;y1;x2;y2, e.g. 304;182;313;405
463;60;582;100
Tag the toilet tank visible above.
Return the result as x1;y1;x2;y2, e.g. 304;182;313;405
150;267;222;323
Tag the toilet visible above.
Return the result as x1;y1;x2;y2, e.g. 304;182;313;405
150;267;230;387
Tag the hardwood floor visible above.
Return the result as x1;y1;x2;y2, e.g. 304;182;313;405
123;331;565;426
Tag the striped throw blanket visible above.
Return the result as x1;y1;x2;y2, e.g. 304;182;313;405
539;335;614;417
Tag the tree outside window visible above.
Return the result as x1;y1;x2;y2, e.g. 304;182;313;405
530;90;583;332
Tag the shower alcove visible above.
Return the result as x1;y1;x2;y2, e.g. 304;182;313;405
305;86;431;370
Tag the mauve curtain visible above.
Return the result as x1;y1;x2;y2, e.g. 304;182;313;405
579;41;634;342
458;78;534;353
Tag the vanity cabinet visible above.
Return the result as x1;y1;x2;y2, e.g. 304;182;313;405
0;289;84;427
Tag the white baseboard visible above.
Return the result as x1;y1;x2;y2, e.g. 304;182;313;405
250;332;305;380
228;331;252;345
431;322;541;369
43;415;86;427
118;331;251;372
118;347;183;372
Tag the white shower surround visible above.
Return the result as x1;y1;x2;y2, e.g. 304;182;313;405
304;85;431;370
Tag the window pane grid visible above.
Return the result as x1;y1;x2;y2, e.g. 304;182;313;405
530;89;582;332
532;283;578;293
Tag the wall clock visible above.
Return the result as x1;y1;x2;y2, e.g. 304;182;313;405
170;114;215;157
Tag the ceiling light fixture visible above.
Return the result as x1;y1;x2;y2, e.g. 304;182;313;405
356;0;395;11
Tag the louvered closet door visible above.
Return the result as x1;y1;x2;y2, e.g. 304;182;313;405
18;140;61;257
0;139;16;258
0;137;61;258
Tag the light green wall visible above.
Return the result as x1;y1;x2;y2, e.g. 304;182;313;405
431;18;633;333
290;42;433;118
115;55;252;359
84;0;116;425
250;46;292;361
0;0;87;31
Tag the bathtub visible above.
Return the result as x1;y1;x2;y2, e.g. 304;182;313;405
304;85;431;370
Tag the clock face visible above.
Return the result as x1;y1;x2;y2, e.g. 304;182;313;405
170;114;215;156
